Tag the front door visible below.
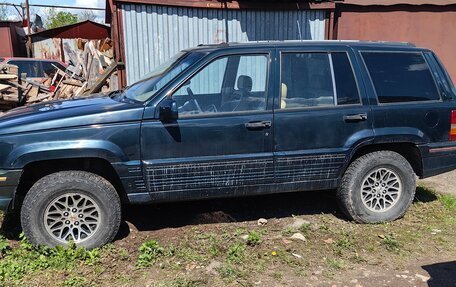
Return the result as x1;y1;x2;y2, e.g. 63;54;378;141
141;51;274;195
273;46;373;190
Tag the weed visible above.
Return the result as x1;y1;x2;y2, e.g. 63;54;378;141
208;236;221;258
118;248;130;260
272;271;283;280
246;231;261;246
218;263;245;282
298;223;312;234
63;276;88;287
382;235;401;253
137;240;165;268
0;235;10;257
326;258;345;270
151;277;203;287
0;235;101;283
282;226;295;237
440;194;456;211
333;231;354;255
227;242;246;263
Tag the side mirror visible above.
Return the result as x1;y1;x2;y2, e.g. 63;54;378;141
159;98;178;122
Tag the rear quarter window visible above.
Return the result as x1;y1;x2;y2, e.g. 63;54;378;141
361;52;440;103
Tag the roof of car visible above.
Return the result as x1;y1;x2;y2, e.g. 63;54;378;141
1;57;65;63
184;40;427;52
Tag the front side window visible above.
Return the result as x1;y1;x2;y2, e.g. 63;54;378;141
362;52;440;103
123;52;204;102
173;54;269;117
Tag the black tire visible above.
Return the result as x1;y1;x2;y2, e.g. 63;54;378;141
337;151;416;223
20;171;121;249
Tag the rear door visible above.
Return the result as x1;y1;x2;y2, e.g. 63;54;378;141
357;50;449;143
273;46;373;190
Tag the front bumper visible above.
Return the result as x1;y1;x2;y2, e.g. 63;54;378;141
420;142;456;178
0;169;22;211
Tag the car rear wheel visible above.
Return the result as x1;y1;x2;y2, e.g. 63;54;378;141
337;151;416;223
21;171;121;249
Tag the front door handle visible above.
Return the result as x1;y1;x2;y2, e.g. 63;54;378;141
343;113;368;122
245;121;272;130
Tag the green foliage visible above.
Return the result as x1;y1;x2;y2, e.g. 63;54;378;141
0;234;100;284
137;240;165;268
381;235;401;253
333;231;354;255
0;235;10;257
45;8;78;29
227;242;246;263
217;263;245;282
0;3;8;21
246;231;261;246
440;194;456;211
298;222;312;233
63;276;88;287
326;258;345;270
151;277;203;287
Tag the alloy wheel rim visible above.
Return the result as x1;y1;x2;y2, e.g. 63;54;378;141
44;193;101;244
361;167;402;212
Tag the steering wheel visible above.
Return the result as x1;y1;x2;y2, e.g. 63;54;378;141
186;87;203;113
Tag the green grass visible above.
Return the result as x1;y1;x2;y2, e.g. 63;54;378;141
0;233;100;284
62;276;89;287
137;240;166;268
381;235;401;253
440;194;456;211
246;231;261;246
226;242;246;263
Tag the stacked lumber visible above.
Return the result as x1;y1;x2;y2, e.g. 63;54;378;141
0;64;23;111
0;38;119;112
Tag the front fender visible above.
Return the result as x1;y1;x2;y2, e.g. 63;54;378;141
5;140;128;168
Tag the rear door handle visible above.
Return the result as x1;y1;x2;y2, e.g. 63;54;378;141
343;113;368;122
245;120;272;130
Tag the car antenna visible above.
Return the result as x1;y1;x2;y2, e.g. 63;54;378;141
297;20;303;41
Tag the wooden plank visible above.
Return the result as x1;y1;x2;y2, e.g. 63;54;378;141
0;74;17;80
82;62;118;96
0;84;10;92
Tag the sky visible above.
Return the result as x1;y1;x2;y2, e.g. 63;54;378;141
3;0;105;22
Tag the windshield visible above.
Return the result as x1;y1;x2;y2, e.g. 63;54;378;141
124;52;204;102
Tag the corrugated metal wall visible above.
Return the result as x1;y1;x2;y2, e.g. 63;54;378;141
121;4;327;84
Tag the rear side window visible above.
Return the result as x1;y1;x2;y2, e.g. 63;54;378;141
8;60;43;78
332;53;360;105
362;52;440;103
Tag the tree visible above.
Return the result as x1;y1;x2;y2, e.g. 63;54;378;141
79;10;97;22
44;8;78;29
0;2;9;21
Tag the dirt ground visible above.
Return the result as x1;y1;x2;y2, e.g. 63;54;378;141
420;170;456;196
0;172;455;287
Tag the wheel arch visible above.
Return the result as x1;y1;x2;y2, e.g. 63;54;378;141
343;142;423;178
13;157;129;210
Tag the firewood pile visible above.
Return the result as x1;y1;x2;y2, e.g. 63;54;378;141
0;38;119;113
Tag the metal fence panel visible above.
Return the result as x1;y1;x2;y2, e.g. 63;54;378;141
121;4;327;84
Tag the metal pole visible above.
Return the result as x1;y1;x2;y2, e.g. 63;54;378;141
25;0;32;57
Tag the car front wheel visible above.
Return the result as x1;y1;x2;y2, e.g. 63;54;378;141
21;171;121;249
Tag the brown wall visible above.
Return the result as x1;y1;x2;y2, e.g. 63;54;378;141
336;5;456;81
0;26;14;57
